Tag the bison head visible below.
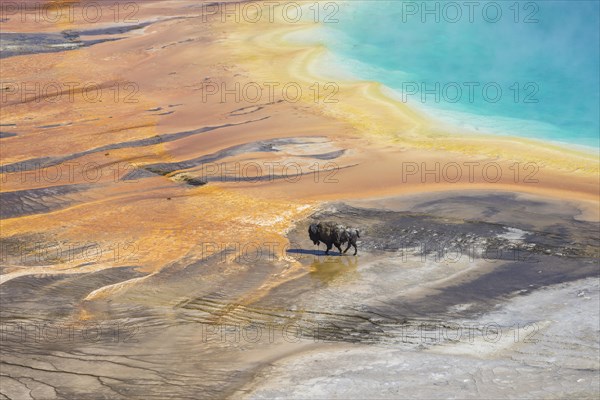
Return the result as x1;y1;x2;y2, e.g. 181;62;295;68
308;223;320;245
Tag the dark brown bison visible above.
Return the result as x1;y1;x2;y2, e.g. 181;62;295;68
308;222;360;255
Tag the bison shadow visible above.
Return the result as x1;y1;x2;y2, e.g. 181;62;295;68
286;248;344;257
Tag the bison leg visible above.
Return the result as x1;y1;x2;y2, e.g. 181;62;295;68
334;242;343;254
325;242;332;255
343;242;351;254
352;243;357;256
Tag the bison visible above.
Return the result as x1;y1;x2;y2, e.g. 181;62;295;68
308;222;360;255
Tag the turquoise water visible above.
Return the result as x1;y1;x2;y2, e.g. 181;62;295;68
320;0;600;148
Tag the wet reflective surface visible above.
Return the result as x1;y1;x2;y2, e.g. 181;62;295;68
2;193;599;398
